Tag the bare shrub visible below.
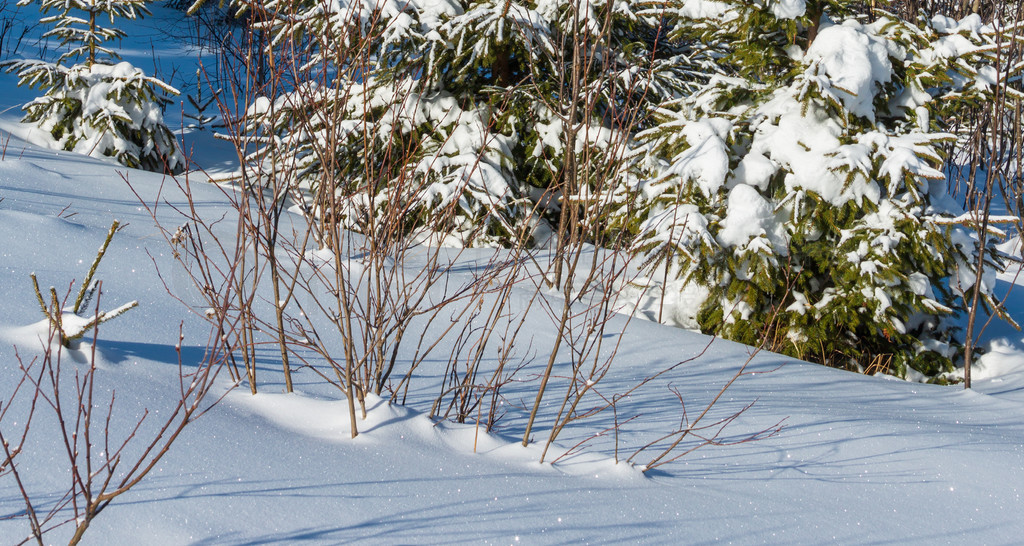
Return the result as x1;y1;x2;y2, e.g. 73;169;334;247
151;0;780;468
0;266;227;544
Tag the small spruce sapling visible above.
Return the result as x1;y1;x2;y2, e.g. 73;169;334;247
30;220;138;348
1;0;184;173
184;69;220;131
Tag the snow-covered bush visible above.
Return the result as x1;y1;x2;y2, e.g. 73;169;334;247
1;0;183;173
225;0;708;247
612;1;1016;378
242;79;534;246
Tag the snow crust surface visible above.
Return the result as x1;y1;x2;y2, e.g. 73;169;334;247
1;5;1024;545
3;83;1024;546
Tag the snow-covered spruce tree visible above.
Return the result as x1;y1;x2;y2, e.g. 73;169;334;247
613;1;1018;379
218;0;519;246
1;0;183;173
225;0;712;247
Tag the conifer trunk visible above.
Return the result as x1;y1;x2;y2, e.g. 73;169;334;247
493;47;513;88
88;11;96;67
806;1;823;47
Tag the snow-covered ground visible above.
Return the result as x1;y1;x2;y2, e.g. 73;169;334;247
3;3;1024;544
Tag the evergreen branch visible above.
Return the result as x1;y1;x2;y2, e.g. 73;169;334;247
73;220;119;314
49;286;66;343
29;273;63;336
62;300;139;343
